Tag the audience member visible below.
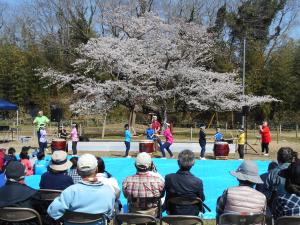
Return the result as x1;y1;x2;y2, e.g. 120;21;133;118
165;149;205;215
123;152;164;216
34;151;48;175
4;147;17;166
67;157;82;184
256;161;278;193
0;148;5;172
47;154;115;224
265;147;295;205
272;159;300;219
0;161;38;208
20;147;34;176
96;157;120;198
40;150;73;190
216;161;266;221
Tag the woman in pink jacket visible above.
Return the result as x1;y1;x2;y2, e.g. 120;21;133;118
160;122;174;158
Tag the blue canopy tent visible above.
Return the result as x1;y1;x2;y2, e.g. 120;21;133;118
0;99;19;140
0;99;18;110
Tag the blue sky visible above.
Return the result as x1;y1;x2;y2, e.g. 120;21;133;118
2;0;300;40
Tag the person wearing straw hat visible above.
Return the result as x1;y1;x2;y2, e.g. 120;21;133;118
216;160;266;221
198;124;207;160
160;122;174;158
39;150;73;190
0;161;38;209
48;154;116;224
272;159;300;219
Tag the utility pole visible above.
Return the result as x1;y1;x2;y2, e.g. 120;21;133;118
242;37;246;128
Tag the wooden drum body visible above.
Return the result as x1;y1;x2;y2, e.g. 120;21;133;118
139;140;154;154
213;142;229;160
51;138;67;152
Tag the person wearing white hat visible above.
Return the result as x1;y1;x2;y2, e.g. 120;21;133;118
48;154;116;224
122;152;164;216
216;160;266;221
39;150;73;190
160;122;174;158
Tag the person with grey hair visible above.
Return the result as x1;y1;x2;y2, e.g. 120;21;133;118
47;154;115;224
164;149;205;215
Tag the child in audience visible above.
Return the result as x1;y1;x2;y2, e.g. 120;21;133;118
67;157;82;184
4;147;17;166
20;147;33;176
34;151;48;175
96;157;120;198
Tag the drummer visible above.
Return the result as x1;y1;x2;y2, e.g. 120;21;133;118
151;115;161;133
151;116;163;150
58;125;68;152
214;127;224;142
58;126;68;140
145;123;155;140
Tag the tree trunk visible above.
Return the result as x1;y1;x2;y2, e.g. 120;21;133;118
101;113;107;139
128;106;137;134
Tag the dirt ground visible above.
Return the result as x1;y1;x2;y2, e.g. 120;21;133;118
1;135;299;162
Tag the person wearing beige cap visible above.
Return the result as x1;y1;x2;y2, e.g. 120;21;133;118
48;154;115;224
39;150;73;190
122;152;164;216
216;160;267;222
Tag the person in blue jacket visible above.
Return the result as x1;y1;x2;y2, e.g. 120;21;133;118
145;123;155;140
124;124;132;158
214;127;224;142
34;151;48;175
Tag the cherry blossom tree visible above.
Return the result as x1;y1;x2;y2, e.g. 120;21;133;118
39;7;277;125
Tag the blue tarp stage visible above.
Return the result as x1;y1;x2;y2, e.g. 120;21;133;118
22;157;270;219
0;99;18;110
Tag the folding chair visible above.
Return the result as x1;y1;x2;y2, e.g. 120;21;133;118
37;189;62;225
115;213;157;225
167;196;211;216
0;207;42;225
275;216;300;225
219;213;265;225
62;210;107;225
161;215;204;225
38;189;62;201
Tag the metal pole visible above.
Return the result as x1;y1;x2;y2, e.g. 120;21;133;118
16;110;19;141
242;38;246;128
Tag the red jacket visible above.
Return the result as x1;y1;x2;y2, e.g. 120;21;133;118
0;149;5;172
260;126;271;143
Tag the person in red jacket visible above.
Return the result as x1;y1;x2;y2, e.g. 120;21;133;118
259;121;271;156
0;148;5;172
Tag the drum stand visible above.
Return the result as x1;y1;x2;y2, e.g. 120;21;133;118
244;114;258;154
